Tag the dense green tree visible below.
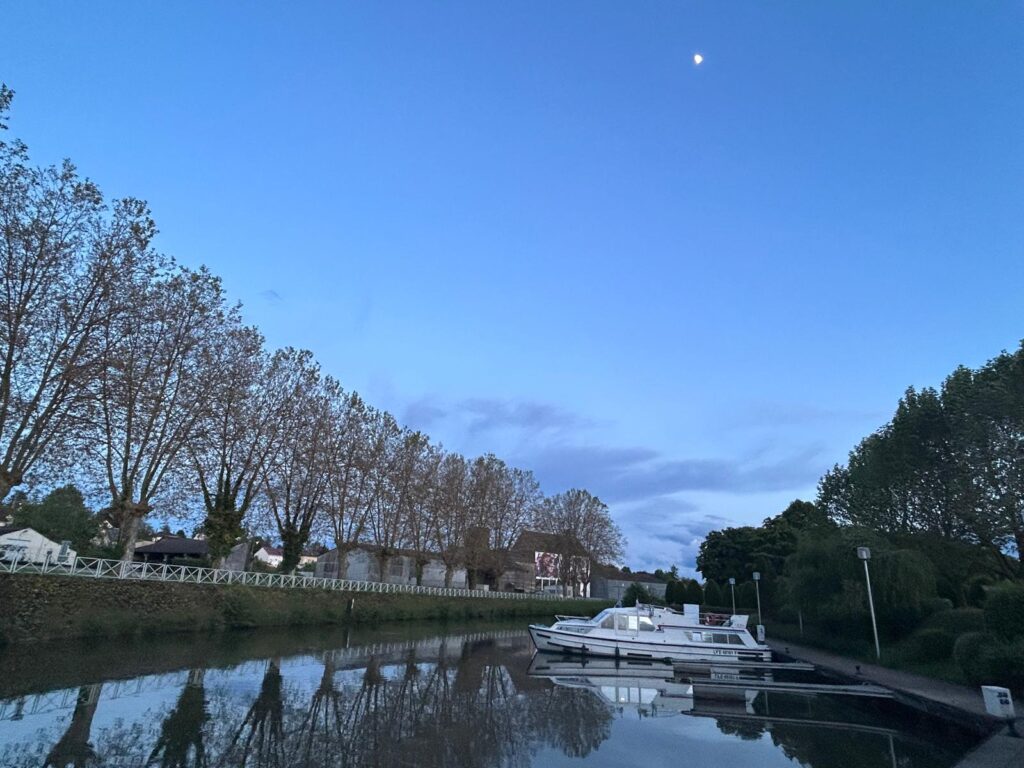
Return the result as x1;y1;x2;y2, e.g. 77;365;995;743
12;485;97;552
703;579;723;608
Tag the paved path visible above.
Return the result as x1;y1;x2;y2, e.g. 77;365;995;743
770;640;1024;768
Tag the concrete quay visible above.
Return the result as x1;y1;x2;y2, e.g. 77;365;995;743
770;640;1024;768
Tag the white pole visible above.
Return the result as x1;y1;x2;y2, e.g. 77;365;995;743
863;559;881;659
755;580;762;625
730;581;736;615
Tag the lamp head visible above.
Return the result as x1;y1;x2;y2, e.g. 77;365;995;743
752;572;761;581
728;577;736;585
857;547;871;561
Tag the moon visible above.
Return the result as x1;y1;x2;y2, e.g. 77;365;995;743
693;53;704;65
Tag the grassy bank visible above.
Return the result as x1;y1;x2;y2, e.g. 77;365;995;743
0;573;611;645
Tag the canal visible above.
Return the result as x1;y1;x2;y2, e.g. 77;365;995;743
0;623;980;767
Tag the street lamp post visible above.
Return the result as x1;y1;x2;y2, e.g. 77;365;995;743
857;547;881;659
752;571;762;625
728;577;736;615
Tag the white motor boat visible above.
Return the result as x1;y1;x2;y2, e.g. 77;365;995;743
528;603;771;663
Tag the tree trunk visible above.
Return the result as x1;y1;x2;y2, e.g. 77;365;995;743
467;569;477;589
443;565;453;588
280;530;305;574
415;559;426;586
45;684;102;767
378;552;391;583
336;548;350;580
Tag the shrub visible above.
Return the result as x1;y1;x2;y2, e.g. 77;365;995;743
983;584;1024;641
622;583;652;607
923;608;985;636
977;638;1024;694
703;580;723;607
909;628;955;662
921;597;954;617
683;580;704;605
954;631;997;684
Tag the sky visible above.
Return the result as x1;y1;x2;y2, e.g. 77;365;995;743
3;2;1023;574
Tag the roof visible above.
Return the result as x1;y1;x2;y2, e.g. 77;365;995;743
134;536;208;556
0;524;28;537
511;530;587;557
593;563;664;584
261;545;325;558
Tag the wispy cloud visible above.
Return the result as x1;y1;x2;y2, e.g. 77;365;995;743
524;442;826;501
260;289;283;304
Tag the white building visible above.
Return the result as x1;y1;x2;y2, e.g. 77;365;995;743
0;526;77;565
252;545;320;570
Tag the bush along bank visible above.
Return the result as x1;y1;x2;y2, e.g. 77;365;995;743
759;584;1024;694
0;573;611;645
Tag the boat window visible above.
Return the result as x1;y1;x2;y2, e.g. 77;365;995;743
638;617;655;632
712;634;729;644
730;634;745;645
690;631;704;642
600;613;615;629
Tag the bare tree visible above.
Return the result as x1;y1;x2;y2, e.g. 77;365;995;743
406;440;442;585
189;326;280;566
0;89;152;501
465;455;541;589
259;349;332;573
322;392;379;576
429;452;471;587
86;264;231;560
366;420;420;582
536;489;624;596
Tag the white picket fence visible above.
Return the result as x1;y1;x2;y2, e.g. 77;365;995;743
1;555;595;601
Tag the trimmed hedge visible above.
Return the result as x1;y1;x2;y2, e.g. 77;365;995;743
983;584;1024;641
923;608;986;636
953;631;993;684
908;628;955;662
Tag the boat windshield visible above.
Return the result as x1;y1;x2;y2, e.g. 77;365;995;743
591;610;611;625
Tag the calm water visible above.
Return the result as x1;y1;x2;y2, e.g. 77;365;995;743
0;623;979;768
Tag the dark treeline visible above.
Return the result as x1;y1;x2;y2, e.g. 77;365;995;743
695;344;1024;691
0;85;624;578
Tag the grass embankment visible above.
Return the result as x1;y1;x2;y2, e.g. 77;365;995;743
0;573;611;645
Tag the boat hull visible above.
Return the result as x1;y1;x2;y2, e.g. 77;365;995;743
528;624;771;663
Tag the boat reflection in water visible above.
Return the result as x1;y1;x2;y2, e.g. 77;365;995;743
527;655;760;719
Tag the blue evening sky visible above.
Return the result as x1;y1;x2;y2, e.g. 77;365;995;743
4;2;1023;573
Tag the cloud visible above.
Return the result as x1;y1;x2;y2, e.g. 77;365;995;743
401;395;592;440
523;442;825;502
260;289;283;304
461;398;592;435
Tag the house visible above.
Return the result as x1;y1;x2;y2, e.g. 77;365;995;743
253;544;323;570
315;544;468;588
0;526;77;565
590;565;668;601
133;535;208;563
501;530;592;596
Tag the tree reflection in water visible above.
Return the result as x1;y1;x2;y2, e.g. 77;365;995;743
147;669;208;768
44;684;103;768
14;636;617;768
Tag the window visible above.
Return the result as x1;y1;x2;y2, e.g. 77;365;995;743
690;631;704;642
601;614;615;629
728;634;744;645
638;617;655;632
712;634;729;644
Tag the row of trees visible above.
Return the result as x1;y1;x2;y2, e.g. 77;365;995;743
0;85;624;576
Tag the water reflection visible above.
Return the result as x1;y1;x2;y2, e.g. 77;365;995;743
0;628;977;768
